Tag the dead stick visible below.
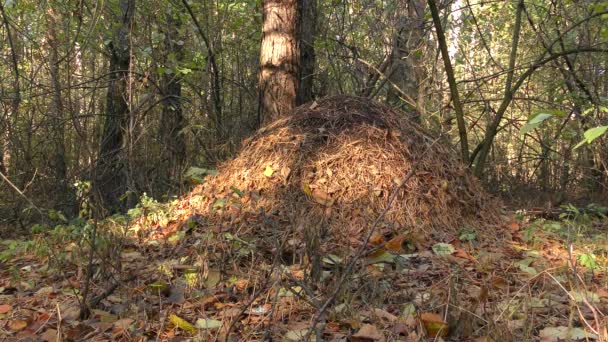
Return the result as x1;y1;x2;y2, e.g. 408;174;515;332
305;136;442;340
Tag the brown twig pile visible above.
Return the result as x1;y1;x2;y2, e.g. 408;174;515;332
190;95;504;253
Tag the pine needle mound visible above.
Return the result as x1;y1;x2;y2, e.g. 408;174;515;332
190;95;503;251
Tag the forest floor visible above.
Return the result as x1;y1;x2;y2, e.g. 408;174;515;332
0;202;607;341
1;98;607;341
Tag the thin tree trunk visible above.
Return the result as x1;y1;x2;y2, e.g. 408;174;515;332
181;0;223;142
428;0;469;163
159;12;186;192
94;0;135;214
46;6;74;215
473;0;524;176
387;0;425;120
258;0;300;123
296;0;316;105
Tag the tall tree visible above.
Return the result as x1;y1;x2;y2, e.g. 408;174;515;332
46;5;73;215
428;0;470;163
386;0;425;118
296;0;316;105
93;0;136;213
158;10;186;192
258;0;301;123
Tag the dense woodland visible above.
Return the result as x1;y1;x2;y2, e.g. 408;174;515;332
0;0;606;223
1;0;608;340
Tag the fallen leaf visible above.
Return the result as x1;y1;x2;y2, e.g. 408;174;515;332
195;318;222;330
453;248;475;261
385;235;408;252
263;165;274;178
351;323;385;342
371;308;397;322
432;243;455;257
366;249;396;264
0;304;11;314
420;312;448;338
40;329;58;342
312;189;333;206
204;270;221;288
169;314;196;334
301;183;313;197
8;319;28;332
539;326;597;341
113;318;134;331
369;232;385;246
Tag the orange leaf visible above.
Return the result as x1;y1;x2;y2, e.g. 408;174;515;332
385;235;407;252
420;313;448;338
0;304;12;314
507;221;520;232
453;248;475;261
369;232;385;246
8;319;28;332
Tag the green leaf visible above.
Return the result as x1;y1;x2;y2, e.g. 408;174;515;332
432;243;455;256
230;186;244;198
520;113;553;135
578;253;597;270
570;290;600;303
366;250;396;264
574;126;608;149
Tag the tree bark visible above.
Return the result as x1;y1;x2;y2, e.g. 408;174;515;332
93;0;135;214
258;0;300;124
46;6;74;215
473;0;524;177
428;0;469;163
159;12;187;192
296;0;316;105
386;0;425;119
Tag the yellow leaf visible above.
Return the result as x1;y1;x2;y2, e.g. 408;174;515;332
8;319;28;331
301;183;312;197
263;165;274;178
420;313;448;337
169;314;196;334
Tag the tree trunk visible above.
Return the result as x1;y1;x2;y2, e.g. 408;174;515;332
159;12;187;192
386;0;425;120
258;0;300;124
93;0;135;214
296;0;316;105
428;0;469;163
46;6;74;215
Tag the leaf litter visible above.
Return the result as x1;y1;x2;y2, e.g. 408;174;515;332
1;96;607;340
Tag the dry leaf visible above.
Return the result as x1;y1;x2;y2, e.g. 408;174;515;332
8;319;28;332
0;304;12;314
385;235;408;252
420;313;448;338
351;323;385;342
312;189;333;206
369;232;385;246
301;183;313;197
40;329;58;342
113;318;134;331
371;308;397;322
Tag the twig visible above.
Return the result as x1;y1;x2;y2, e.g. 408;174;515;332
0;170;44;218
304;136;442;340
